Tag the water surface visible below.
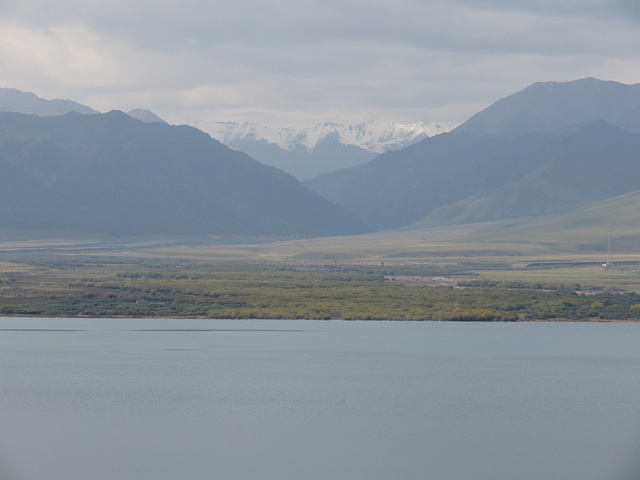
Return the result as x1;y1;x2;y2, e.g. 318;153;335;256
1;318;639;480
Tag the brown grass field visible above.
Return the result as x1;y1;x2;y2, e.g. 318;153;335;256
1;216;639;321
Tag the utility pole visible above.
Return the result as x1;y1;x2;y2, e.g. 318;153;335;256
605;225;612;267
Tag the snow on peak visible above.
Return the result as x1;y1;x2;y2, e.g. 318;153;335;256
194;120;458;153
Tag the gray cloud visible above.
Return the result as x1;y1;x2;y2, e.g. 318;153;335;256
1;0;639;126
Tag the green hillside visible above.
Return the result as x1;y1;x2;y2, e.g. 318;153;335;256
483;191;640;252
414;122;640;228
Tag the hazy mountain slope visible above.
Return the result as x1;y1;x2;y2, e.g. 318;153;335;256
305;132;556;230
0;88;99;116
481;191;640;253
0;87;167;125
307;120;640;231
125;109;167;123
197;120;456;180
615;105;640;132
416;122;640;227
0;111;365;237
452;78;640;137
220;133;377;180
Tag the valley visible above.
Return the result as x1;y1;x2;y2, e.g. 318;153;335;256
1;207;640;321
2;78;640;321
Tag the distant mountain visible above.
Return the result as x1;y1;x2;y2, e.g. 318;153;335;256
219;133;378;182
307;121;640;231
307;78;640;231
204;121;453;153
0;87;167;125
0;87;99;116
195;120;457;180
416;121;640;227
452;78;640;137
126;109;166;124
0;111;365;237
306;132;554;230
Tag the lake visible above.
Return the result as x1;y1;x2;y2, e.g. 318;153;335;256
1;318;639;480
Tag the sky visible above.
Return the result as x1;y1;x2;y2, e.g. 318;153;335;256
0;0;639;128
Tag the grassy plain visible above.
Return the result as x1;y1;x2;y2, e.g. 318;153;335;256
1;213;640;321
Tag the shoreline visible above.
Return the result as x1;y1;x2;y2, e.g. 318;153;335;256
1;314;638;323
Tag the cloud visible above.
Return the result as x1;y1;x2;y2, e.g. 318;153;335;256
447;0;640;19
1;0;639;126
6;0;637;53
0;24;125;88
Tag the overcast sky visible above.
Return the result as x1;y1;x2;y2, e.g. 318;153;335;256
1;0;639;127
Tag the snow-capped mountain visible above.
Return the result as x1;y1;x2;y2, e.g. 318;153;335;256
193;120;458;180
197;120;456;154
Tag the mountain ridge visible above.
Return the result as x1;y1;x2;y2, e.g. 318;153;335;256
307;78;640;231
0;87;457;181
306;131;556;230
199;120;457;153
125;108;167;124
307;120;640;231
0;111;366;238
452;77;640;137
0;87;100;116
194;120;457;180
416;121;640;227
4;78;640;238
0;87;169;125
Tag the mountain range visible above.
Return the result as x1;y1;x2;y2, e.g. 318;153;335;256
307;78;640;231
416;121;640;227
196;120;456;180
1;77;639;240
0;87;166;124
0;111;364;237
307;130;559;230
0;88;100;116
0;87;456;181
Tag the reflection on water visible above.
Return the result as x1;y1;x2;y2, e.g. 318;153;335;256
0;318;639;480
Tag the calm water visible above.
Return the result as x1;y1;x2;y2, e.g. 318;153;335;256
1;318;640;480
